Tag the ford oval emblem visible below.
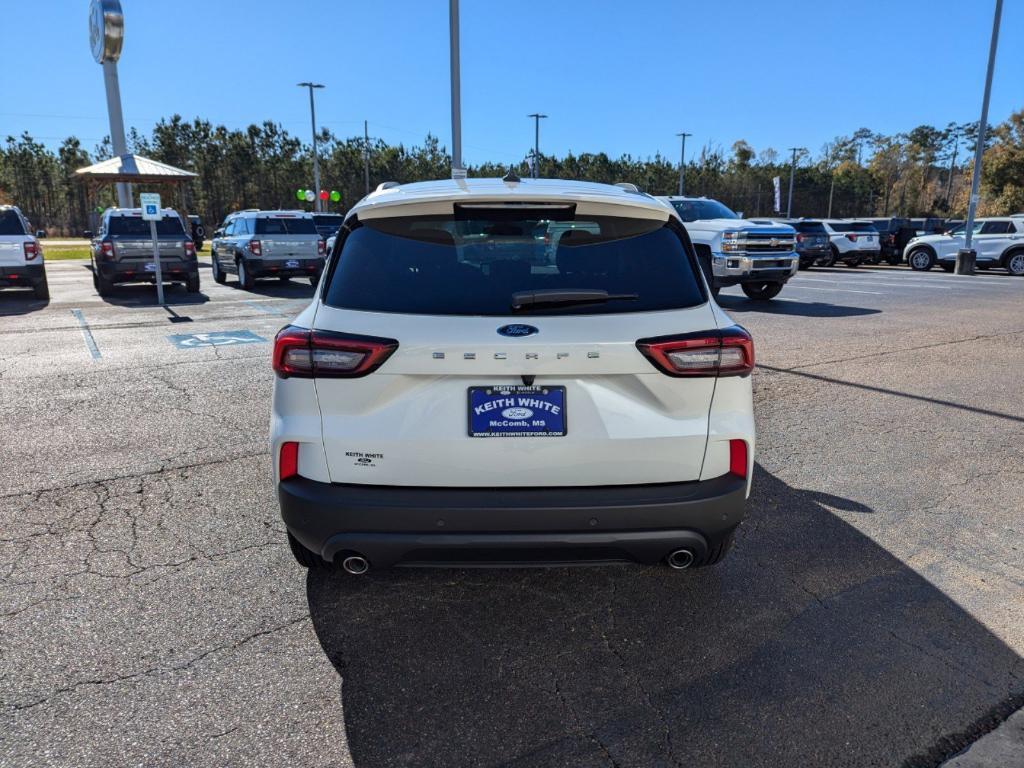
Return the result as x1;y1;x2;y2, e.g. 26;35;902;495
501;407;534;420
497;324;539;338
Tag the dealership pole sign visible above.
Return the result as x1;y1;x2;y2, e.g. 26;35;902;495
89;0;131;208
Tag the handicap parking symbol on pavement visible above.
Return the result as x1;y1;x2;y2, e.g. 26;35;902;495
168;330;267;349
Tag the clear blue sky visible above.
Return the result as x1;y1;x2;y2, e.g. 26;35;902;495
3;0;1021;165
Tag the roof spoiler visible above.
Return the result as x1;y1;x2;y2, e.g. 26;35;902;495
375;182;400;192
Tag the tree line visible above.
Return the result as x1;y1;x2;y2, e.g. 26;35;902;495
2;110;1023;235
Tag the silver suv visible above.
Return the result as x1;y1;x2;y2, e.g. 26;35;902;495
210;210;325;289
89;208;199;296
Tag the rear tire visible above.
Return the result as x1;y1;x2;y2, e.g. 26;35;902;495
820;247;838;268
237;257;255;290
287;532;329;569
186;273;200;293
97;272;114;297
1006;251;1024;276
33;276;49;300
699;530;735;567
741;281;783;301
908;248;935;271
846;259;861;268
309;273;320;288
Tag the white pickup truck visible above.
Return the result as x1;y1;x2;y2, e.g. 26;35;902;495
0;205;49;299
904;216;1024;275
658;196;798;300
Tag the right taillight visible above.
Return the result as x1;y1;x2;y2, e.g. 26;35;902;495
636;326;754;378
273;325;399;379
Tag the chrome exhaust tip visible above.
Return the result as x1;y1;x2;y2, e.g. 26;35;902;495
666;549;695;570
341;555;370;575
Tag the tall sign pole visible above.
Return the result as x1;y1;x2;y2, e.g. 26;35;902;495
676;132;692;196
449;0;465;179
297;83;325;213
528;114;548;179
957;0;1003;276
89;0;130;208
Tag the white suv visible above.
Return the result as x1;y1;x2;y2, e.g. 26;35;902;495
905;217;1024;274
821;220;881;267
0;206;48;299
272;178;755;573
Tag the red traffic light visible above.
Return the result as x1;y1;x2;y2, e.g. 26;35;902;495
319;190;328;200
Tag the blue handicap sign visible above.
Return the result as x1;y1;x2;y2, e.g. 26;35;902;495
145;204;158;215
168;329;266;349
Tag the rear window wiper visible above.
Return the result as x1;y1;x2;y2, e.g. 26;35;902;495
511;289;639;311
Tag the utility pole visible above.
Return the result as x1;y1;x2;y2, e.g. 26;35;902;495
363;120;370;196
944;125;960;209
528;113;548;178
958;0;1002;276
676;132;692;196
786;147;804;218
89;0;131;207
298;82;325;212
827;172;835;218
449;0;464;179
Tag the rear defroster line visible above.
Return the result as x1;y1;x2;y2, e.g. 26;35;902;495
71;308;101;360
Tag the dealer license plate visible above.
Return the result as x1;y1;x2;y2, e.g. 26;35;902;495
468;385;566;437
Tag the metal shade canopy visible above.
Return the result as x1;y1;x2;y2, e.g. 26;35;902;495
74;154;197;183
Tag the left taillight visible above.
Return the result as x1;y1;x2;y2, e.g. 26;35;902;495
279;441;299;480
273;325;399;379
636;326;754;378
23;241;39;260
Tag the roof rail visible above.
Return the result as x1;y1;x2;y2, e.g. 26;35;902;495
614;182;641;193
375;181;400;192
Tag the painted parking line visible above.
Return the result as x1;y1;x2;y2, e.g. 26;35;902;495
70;308;101;360
243;300;289;317
854;269;1018;282
784;285;884;295
167;330;267;349
793;277;957;291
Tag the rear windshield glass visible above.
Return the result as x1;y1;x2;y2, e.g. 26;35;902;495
0;210;26;235
313;215;344;227
109;215;185;236
827;221;876;233
792;221;826;233
670;199;738;222
324;213;704;316
255;217;317;235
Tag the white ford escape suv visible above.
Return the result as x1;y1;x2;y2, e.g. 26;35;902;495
271;178;755;573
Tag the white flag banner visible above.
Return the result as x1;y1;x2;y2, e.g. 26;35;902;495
773;176;781;212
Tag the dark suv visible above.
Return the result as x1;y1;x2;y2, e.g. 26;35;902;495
865;218;914;265
90;208;199;296
775;219;831;269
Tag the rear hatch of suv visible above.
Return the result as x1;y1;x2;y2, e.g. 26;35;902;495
305;204;727;488
0;209;30;267
108;213;187;261
255;214;321;261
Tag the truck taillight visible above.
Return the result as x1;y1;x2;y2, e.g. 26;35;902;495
636;326;754;378
23;241;39;260
273;325;399;379
249;239;262;256
279;441;299;480
317;239;326;256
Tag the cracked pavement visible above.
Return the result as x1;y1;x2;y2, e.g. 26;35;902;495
1;261;1023;767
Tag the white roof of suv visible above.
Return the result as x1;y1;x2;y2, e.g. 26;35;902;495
352;178;669;220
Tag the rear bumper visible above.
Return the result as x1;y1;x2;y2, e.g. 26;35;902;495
279;473;748;567
100;260;197;283
246;257;323;278
0;263;45;286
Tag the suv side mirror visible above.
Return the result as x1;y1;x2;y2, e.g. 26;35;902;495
214;228;224;238
35;229;46;239
83;230;94;239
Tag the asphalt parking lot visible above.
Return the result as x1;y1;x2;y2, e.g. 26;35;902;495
1;259;1023;767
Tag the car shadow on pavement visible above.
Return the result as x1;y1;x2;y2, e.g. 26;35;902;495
717;295;881;318
306;467;1023;768
0;292;49;315
229;280;317;299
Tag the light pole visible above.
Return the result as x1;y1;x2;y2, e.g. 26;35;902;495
786;147;805;218
959;1;1003;275
528;113;547;178
89;0;130;207
676;132;692;196
449;0;464;179
297;82;325;212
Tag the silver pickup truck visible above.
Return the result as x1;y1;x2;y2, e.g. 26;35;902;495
89;208;199;296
